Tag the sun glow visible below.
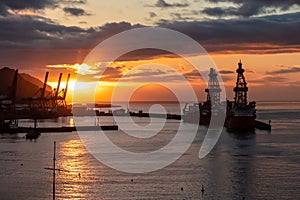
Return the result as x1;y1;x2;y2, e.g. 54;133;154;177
48;80;77;91
47;63;100;75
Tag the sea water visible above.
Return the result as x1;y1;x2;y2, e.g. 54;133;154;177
0;102;299;199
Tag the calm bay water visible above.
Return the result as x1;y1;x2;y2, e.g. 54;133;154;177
0;102;299;199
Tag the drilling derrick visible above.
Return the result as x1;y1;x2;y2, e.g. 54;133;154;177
233;60;248;108
205;68;221;107
225;60;256;131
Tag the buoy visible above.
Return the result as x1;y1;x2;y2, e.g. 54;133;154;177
131;179;133;182
181;187;183;191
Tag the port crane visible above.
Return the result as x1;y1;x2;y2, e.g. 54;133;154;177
29;72;71;118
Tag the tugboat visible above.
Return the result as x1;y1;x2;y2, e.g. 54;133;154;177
225;61;256;131
183;68;223;125
25;128;41;141
25;118;41;141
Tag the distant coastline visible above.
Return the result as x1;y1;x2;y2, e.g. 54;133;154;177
86;101;300;104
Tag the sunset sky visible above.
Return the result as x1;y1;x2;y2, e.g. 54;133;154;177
0;0;300;102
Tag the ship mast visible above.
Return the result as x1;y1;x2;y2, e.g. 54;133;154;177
233;60;248;107
205;68;221;107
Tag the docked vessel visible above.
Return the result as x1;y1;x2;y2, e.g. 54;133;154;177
225;61;256;131
183;68;223;125
183;61;257;132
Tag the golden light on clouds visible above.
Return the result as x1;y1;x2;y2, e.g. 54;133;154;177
47;63;100;75
43;51;300;103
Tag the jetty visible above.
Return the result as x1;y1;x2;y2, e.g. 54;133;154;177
8;125;118;134
128;110;181;120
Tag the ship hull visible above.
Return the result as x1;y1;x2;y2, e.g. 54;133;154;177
225;115;255;132
200;113;211;125
183;113;200;124
183;113;211;125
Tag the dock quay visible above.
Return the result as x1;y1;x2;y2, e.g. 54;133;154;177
5;125;118;134
128;111;181;120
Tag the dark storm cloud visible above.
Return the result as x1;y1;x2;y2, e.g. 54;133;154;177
124;69;166;78
157;12;300;53
250;75;287;83
0;0;55;10
266;67;300;75
183;69;204;81
98;66;180;83
67;0;87;5
0;15;139;69
63;7;90;16
0;0;89;16
0;11;300;70
0;16;137;49
0;15;89;48
154;0;189;8
202;7;227;17
203;0;300;17
0;0;56;15
101;66;123;81
206;0;300;8
1;12;300;53
219;70;234;74
220;75;234;82
149;12;157;18
202;5;273;18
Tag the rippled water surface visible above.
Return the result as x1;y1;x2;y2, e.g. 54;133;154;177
0;102;299;199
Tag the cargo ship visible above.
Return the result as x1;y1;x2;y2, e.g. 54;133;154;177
225;61;256;131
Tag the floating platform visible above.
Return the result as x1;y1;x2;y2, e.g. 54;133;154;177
255;120;271;131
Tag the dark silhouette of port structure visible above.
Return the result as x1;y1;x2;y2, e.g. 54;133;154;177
0;62;270;135
0;70;118;134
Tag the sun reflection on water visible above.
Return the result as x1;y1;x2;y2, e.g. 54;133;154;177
69;118;75;127
55;139;102;199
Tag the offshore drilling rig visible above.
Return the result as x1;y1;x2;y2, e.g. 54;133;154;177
225;61;256;131
183;68;223;125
